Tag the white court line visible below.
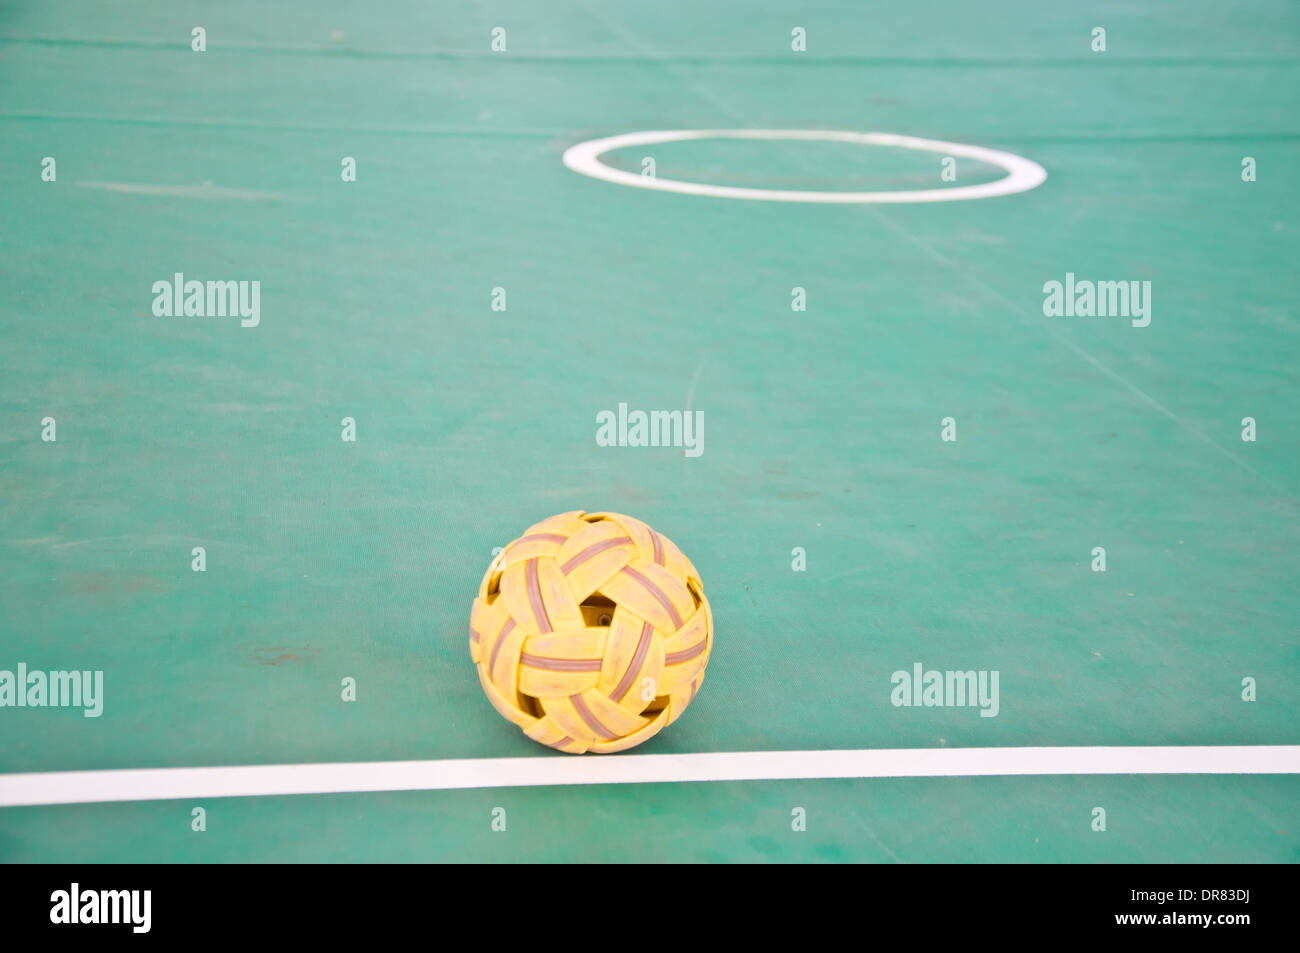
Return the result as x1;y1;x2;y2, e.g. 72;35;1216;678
1;746;1296;807
562;129;1047;203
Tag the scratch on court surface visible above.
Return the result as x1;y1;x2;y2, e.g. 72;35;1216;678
576;0;746;118
1;34;1294;68
1;111;563;139
862;205;1298;504
862;825;906;864
684;361;705;415
78;181;286;201
4;535;243;552
813;563;876;584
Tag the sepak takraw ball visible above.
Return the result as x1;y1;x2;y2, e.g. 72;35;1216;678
469;511;713;753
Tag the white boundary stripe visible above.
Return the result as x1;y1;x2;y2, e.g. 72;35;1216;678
561;129;1048;204
2;746;1296;807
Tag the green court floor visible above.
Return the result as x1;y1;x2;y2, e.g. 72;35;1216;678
1;0;1297;862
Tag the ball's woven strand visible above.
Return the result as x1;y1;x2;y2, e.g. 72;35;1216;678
469;511;712;753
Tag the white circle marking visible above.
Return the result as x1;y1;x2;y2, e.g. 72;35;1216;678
562;129;1047;204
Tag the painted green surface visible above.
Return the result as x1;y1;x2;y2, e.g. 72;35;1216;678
0;0;1297;861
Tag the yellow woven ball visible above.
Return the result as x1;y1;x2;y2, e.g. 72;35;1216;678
469;510;713;753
